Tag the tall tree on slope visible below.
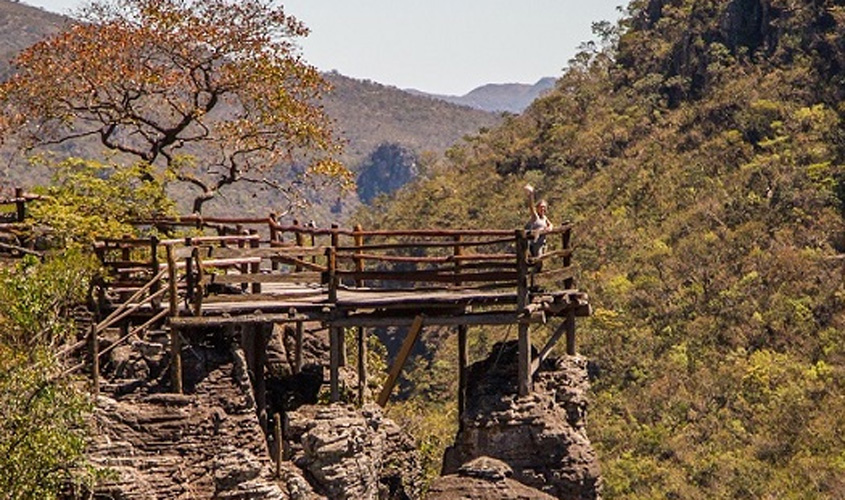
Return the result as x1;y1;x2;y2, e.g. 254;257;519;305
0;0;349;214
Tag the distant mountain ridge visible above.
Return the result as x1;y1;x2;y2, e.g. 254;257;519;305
406;77;557;113
0;0;69;80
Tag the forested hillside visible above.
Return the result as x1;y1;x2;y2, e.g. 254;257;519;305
359;0;845;497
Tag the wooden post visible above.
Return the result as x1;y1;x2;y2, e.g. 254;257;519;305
14;187;24;222
247;324;270;433
192;247;204;317
166;244;183;394
377;315;425;407
250;230;261;294
353;224;364;288
293;220;304;273
185;253;194;305
150;236;160;309
274;412;283;478
237;225;248;291
453;234;463;288
294;321;303;374
121;234;131;262
89;322;99;399
326;246;337;303
561;226;575;355
516;230;532;396
331;224;346;368
269;214;279;271
562;226;573;289
457;323;468;429
565;309;576;356
357;326;366;406
329;327;342;403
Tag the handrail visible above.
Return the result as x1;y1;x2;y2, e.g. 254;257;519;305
91;220;577;313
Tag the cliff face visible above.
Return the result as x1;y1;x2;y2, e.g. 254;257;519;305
85;326;422;500
87;330;300;499
439;341;602;499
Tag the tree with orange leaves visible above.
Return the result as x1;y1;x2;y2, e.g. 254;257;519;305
0;0;348;214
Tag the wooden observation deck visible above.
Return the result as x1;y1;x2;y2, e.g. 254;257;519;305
71;215;589;411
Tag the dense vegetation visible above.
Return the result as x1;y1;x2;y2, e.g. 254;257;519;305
361;0;845;497
0;252;100;499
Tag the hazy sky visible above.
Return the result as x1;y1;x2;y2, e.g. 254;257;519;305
22;0;626;96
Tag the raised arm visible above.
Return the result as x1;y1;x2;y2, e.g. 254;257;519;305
524;184;538;218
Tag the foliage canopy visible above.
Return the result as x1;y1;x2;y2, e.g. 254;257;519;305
357;0;845;496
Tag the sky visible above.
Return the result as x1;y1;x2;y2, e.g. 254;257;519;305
22;0;626;96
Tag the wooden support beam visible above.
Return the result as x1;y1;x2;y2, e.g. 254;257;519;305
565;308;576;356
377;315;425;407
249;231;261;294
15;187;25;222
89;323;99;399
516;230;532;396
330;326;342;402
357;326;366;407
457;323;468;430
295;321;304;374
170;312;312;327
166;245;183;394
330;311;545;328
274;412;283;478
532;319;568;375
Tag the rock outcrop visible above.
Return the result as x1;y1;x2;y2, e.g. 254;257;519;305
442;340;602;499
285;403;423;500
87;330;311;499
428;456;556;500
85;324;423;500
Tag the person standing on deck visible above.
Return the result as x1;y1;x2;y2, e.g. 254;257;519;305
524;184;552;259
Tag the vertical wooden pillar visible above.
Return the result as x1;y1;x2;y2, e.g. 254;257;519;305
166;244;183;394
357;326;366;406
274;412;283;478
353;224;364;288
250;230;261;294
121;234;131;262
562;226;573;289
293;220;304;273
89;322;99;399
237;226;248;291
457;323;468;429
565;309;576;356
150;236;160;309
330;326;341;403
245;324;270;434
294;321;304;374
516;230;532;396
453;234;463;288
331;224;346;368
269;213;279;271
14;187;25;222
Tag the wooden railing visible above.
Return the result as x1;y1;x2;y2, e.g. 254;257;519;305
84;216;580;399
0;187;44;258
94;219;575;311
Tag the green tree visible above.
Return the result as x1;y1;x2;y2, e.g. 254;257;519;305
0;252;100;499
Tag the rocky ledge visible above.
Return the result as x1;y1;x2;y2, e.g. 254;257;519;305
442;340;602;499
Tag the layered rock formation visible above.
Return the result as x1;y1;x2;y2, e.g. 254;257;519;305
442;340;602;499
285;404;423;500
87;330;305;499
85;324;423;500
428;456;556;500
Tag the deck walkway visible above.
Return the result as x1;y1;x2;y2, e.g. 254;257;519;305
76;215;589;412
